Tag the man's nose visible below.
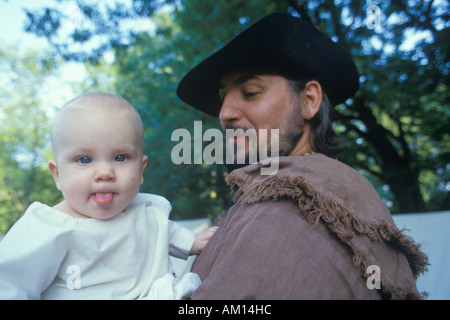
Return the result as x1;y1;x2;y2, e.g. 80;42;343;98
219;92;242;127
95;162;115;182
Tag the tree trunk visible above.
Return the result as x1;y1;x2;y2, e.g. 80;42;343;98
384;166;426;213
347;97;427;213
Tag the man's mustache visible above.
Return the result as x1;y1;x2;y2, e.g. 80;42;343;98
222;124;253;133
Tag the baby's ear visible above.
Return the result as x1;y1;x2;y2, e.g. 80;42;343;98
48;160;61;190
140;155;148;184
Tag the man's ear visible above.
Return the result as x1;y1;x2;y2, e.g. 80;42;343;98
48;160;61;190
301;81;322;120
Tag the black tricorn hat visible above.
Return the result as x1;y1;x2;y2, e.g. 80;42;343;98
177;12;359;117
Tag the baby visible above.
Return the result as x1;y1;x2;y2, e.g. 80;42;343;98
0;92;216;299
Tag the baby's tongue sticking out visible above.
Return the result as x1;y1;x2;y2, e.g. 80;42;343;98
92;192;114;205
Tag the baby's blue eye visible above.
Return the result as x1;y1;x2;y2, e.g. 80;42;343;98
78;157;92;164
115;155;127;162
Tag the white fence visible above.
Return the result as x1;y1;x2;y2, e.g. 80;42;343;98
393;210;450;300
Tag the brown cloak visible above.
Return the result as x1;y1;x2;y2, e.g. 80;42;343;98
192;154;428;299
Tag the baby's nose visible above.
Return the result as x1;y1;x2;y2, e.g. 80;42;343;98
94;163;116;182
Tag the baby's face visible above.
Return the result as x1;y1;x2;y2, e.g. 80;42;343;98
49;107;147;219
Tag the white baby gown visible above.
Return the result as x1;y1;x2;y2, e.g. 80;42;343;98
0;193;199;299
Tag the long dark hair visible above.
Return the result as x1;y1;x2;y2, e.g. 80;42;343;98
287;79;345;156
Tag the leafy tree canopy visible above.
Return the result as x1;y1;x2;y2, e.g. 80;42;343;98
13;0;450;219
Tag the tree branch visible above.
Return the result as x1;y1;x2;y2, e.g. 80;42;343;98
285;0;313;25
352;97;406;168
353;159;384;180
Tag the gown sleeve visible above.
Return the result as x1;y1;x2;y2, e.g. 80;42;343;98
0;203;70;299
168;220;196;260
134;193;196;260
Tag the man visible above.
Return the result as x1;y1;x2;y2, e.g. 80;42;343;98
176;12;428;299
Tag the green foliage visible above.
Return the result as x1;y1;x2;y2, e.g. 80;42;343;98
322;0;450;212
8;0;450;218
0;47;64;234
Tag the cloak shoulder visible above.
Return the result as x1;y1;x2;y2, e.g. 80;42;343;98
225;154;429;299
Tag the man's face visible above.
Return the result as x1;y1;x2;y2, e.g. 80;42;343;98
218;72;305;171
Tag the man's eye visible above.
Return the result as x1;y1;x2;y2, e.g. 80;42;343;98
115;155;127;162
243;91;259;99
78;157;92;164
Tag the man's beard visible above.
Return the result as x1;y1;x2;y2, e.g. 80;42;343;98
224;109;305;173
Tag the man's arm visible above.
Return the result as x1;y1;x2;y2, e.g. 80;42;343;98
191;199;377;299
